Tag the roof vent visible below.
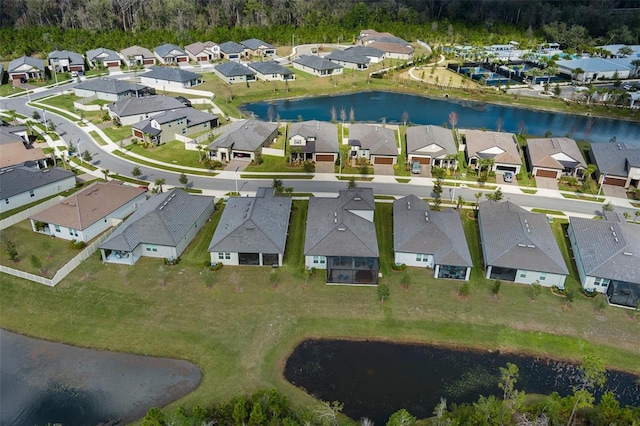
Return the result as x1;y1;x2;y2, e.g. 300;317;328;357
354;196;362;201
623;252;633;256
612;232;617;237
517;243;526;247
337;226;346;231
407;201;411;210
610;226;614;231
527;244;535;248
614;237;619;243
334;218;337;223
159;205;164;210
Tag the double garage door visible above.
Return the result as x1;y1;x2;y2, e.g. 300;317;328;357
603;176;626;187
373;157;394;165
535;169;558;178
410;156;431;165
315;154;334;162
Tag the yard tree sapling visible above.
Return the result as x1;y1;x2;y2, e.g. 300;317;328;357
567;354;606;426
179;172;188;189
377;282;390;304
386;408;417;426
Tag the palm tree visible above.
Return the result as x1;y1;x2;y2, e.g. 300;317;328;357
631;59;640;77
474;192;482;210
571;67;584;83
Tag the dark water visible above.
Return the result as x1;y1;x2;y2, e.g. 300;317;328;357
241;91;640;145
284;339;640;424
0;329;201;426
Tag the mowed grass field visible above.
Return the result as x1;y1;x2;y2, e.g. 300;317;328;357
1;200;639;420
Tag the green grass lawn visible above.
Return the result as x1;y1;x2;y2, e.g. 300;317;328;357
37;93;79;111
244;155;308;173
102;125;134;143
126;142;201;168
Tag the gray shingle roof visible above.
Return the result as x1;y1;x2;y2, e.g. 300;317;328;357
465;129;521;165
326;46;385;65
208;120;278;152
8;56;45;73
86;48;121;63
569;216;640;283
478;201;569;275
248;61;293;76
120;45;154;59
293;55;342;71
185;41;217;56
75;77;148;94
108;95;188;117
215;62;256;77
0;166;75;199
241;38;274;50
48;50;84;65
591;143;640;178
348;124;398;156
142;66;201;83
393;195;472;267
219;41;244;54
208;187;291;254
132;107;217;130
556;58;633;73
289;121;338;154
406;125;457;158
304;188;378;257
526;137;586;170
154;43;187;58
100;189;214;251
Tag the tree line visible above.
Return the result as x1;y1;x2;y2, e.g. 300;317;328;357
1;1;639;59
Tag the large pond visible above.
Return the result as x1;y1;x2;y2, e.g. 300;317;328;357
284;339;640;424
0;329;201;425
241;91;640;145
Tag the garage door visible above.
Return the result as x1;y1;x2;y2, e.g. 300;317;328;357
133;129;144;138
11;73;26;81
374;157;393;165
536;169;558;178
604;176;626;187
496;165;517;172
316;154;334;162
411;157;431;165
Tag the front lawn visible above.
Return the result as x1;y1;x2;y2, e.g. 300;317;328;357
126;141;202;168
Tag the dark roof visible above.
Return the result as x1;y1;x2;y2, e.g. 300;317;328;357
478;201;569;275
132;108;217;131
0;166;75;199
293;55;342;71
208;120;278;152
304;188;378;257
48;50;84;65
100;189;214;251
326;46;385;65
109;95;188;117
569;216;640;283
241;38;275;50
393;195;472;267
142;66;201;83
406;125;457;158
219;41;244;54
591;143;640;178
154;43;187;58
8;56;45;73
75;77;148;94
289;121;338;153
248;61;293;76
208;188;291;254
214;62;256;77
348;124;398;156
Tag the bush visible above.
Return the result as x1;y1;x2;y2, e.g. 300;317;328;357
431;166;446;179
69;239;86;249
391;263;407;271
210;262;223;271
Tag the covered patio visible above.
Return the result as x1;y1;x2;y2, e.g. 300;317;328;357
326;256;379;285
607;281;640;309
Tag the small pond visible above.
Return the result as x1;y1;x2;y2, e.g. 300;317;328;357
284;339;640;424
0;329;201;426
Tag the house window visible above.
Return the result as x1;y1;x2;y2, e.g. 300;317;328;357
540;273;546;281
594;278;610;287
182;128;187;134
177;119;184;125
4;199;8;204
29;190;35;197
203;122;208;128
69;228;78;237
520;272;527;278
218;252;230;260
416;254;429;262
54;225;60;232
146;245;158;252
168;123;172;127
312;256;325;264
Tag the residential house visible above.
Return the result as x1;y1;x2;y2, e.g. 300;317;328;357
213;62;256;84
48;50;85;73
132;108;218;144
108;95;189;126
556;58;633;82
119;45;156;67
525;137;586;179
568;213;640;308
7;56;46;83
219;41;245;62
0;126;47;169
248;61;295;82
348;123;398;165
358;29;414;60
393;195;472;280
85;48;122;69
292;55;343;77
153;43;189;64
326;46;385;70
29;181;147;243
140;66;203;90
241;38;276;57
406;125;458;168
0;166;76;213
464;129;522;173
288;120;339;163
99;189;215;265
208;119;278;162
304;188;379;285
208;187;291;267
185;41;219;62
478;200;569;287
590;143;640;189
73;78;154;102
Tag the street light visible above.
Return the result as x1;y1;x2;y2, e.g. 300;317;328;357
235;166;240;194
25;82;31;103
451;174;460;202
76;140;83;163
596;172;606;199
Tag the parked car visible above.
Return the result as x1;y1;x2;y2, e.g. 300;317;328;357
411;161;421;174
503;171;514;183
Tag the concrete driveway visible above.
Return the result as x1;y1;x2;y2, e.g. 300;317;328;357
373;164;395;176
496;171;518;186
224;159;250;171
315;161;335;174
535;176;559;190
602;184;628;199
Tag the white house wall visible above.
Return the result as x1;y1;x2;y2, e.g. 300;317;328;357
514;269;566;288
141;243;176;259
1;175;76;213
305;255;327;270
394;251;434;268
211;251;239;266
139;77;188;90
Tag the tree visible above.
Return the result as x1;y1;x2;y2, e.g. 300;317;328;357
330;105;337;123
401;271;411;289
269;270;279;288
564;288;576;306
154;178;165;193
30;255;43;274
433;179;443;209
131;166;142;179
386;408;416;426
4;239;19;262
602;202;614;213
233;398;248;426
377;282;390;304
448;111;458;129
272;178;284;194
179;172;188;189
486;187;503;201
347;176;357;189
82;149;92;163
492;279;501;299
156;265;167;285
314;400;343;426
631;59;640;77
402;111;409;126
567;355;606;426
474;192;482;210
102;168;110;181
248;402;266;426
32;110;41;121
531;280;542;301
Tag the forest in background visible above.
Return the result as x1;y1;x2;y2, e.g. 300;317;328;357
0;1;639;59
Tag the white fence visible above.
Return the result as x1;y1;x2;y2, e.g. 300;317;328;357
263;147;285;157
0;196;63;230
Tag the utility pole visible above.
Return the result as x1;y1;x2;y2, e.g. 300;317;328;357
596;172;606;199
235;166;240;194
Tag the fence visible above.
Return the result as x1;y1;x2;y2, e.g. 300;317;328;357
263;147;285;157
0;196;63;230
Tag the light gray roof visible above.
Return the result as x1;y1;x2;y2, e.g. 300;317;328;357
120;45;154;59
75;77;148;94
208;120;278;152
478;201;569;275
86;48;120;63
293;55;342;71
132;107;217;130
142;66;201;83
215;62;256;77
591;143;640;178
241;38;275;50
219;41;244;54
556;58;633;73
108;95;188;117
100;189;214;251
326;46;385;65
304;188;378;257
8;56;45;73
393;195;472;267
526;137;586;171
208;187;291;254
569;216;640;283
348;124;397;156
0;166;75;199
465;129;521;165
154;43;187;58
48;50;84;65
289;121;338;154
406;125;457;158
185;41;217;55
248;61;293;76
